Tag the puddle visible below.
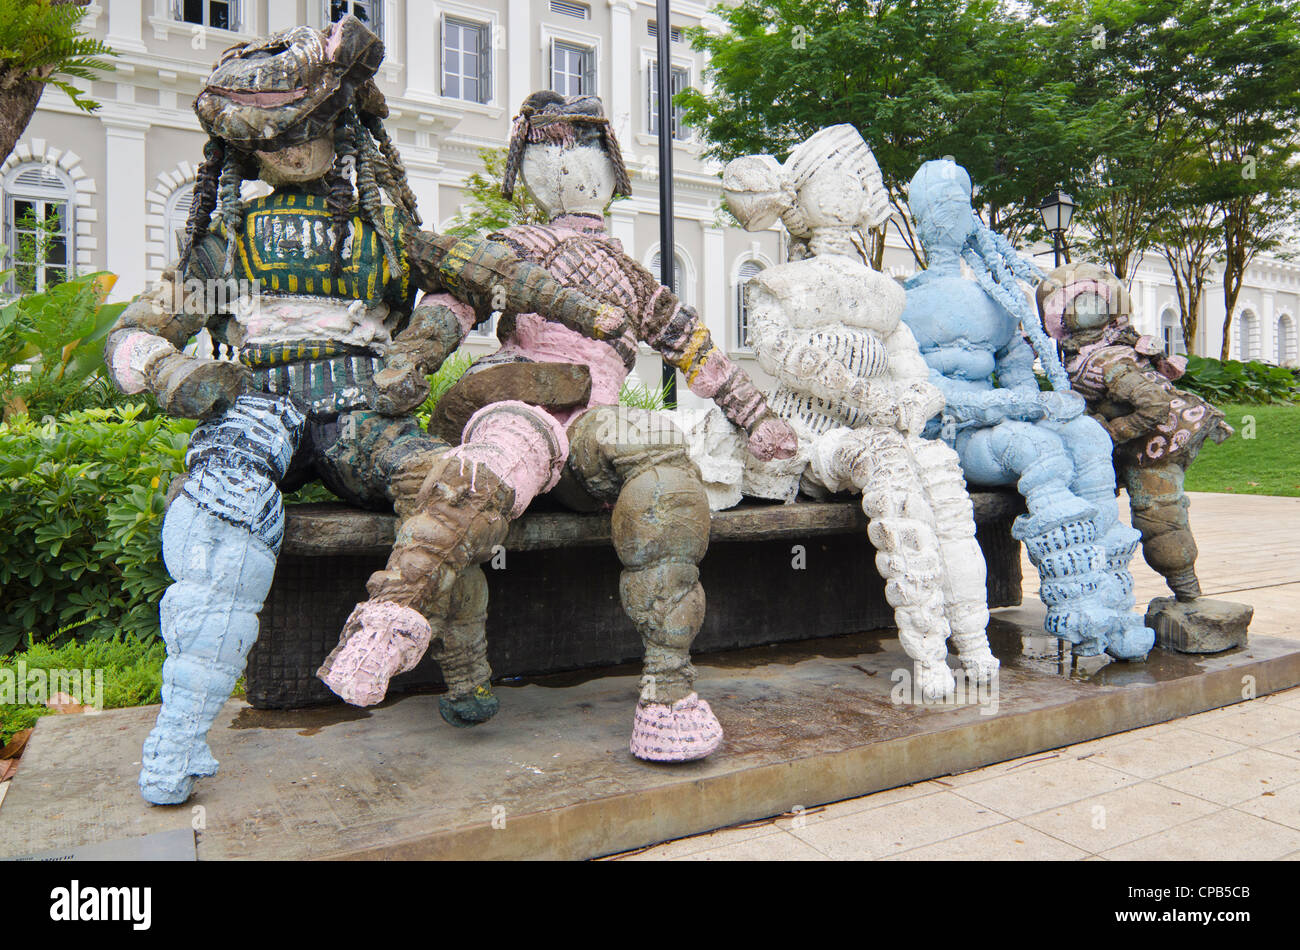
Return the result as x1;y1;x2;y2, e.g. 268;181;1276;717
229;704;372;736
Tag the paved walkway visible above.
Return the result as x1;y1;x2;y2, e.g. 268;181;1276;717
612;492;1300;861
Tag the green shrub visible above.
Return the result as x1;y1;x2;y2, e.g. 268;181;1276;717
0;633;165;745
1178;355;1299;405
0;404;194;655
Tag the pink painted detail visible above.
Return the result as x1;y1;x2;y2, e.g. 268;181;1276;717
111;331;173;394
420;292;478;336
325;19;345;58
1043;278;1114;341
450;400;571;517
748;415;799;462
215;87;307;107
687;351;733;399
318;601;433;707
493;313;628;423
629;693;724;762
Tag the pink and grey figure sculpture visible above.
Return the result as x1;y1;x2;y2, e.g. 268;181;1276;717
318;91;798;762
900;159;1152;660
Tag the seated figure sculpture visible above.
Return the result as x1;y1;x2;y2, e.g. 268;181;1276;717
721;126;999;700
103;19;634;805
317;92;799;761
901;159;1152;661
1039;262;1249;651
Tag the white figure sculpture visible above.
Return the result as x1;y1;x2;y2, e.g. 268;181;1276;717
723;125;999;699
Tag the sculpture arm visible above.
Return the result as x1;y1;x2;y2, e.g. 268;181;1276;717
883;322;945;436
370;293;479;416
994;332;1042;393
102;266;249;419
406;230;635;365
1101;358;1175;445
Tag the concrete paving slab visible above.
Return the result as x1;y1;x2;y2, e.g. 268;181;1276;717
1;626;1298;861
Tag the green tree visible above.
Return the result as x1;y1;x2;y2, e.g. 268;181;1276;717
0;0;115;162
679;0;1114;267
443;147;549;238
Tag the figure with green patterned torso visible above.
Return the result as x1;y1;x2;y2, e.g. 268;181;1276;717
103;17;633;805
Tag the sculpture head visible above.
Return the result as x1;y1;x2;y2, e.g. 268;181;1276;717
1037;261;1133;342
722;124;892;244
908;160;981;253
183;15;419;277
503;92;632;218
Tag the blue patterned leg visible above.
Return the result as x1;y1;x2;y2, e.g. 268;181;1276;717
139;394;304;805
1055;416;1152;660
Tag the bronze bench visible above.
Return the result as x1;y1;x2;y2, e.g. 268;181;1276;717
244;491;1026;708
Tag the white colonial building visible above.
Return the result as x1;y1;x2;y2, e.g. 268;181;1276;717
4;0;1297;414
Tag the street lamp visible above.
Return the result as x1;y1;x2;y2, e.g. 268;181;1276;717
1038;189;1076;268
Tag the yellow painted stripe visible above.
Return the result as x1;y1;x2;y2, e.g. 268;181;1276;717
678;325;714;383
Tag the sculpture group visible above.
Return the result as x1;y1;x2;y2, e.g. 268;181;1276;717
104;18;1245;806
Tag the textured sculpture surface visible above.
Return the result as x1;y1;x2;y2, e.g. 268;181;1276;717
318;91;798;762
901;159;1152;661
1039;262;1235;601
104;19;632;804
719;127;999;699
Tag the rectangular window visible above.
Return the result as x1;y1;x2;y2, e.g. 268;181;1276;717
7;197;70;294
328;0;379;32
179;0;238;31
551;41;594;97
550;0;589;19
648;63;689;140
443;17;492;104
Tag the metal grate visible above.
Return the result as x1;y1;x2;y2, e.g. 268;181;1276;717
550;0;590;19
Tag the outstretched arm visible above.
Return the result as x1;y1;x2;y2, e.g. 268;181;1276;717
634;268;796;461
103;263;249;419
406;230;636;366
370;293;479;415
1100;358;1176;444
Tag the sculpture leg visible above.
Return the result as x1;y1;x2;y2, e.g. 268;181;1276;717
1055;416;1151;660
813;426;956;701
1122;460;1201;601
140;393;305;805
567;407;721;762
911;437;999;682
319;400;567;708
970;421;1111;655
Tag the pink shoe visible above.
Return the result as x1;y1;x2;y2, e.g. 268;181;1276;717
318;601;432;707
630;692;724;762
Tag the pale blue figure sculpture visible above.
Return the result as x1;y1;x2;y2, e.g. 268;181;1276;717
900;159;1152;660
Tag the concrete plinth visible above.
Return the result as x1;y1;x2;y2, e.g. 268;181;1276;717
1;623;1297;861
1147;596;1254;654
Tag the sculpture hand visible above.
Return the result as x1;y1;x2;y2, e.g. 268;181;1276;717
371;353;431;416
149;352;251;420
1036;389;1085;423
747;413;798;462
895;381;946;436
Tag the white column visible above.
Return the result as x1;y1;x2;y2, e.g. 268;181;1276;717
267;0;298;33
507;0;533;112
609;206;636;252
1262;291;1276;363
103;119;150;300
405;1;438;101
107;0;147;53
607;0;635;145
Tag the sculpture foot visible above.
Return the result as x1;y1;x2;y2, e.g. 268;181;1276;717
914;661;957;702
1167;567;1203;602
318;601;433;707
958;649;1001;684
630;693;723;763
139;742;218;806
1106;615;1155;661
438;683;500;727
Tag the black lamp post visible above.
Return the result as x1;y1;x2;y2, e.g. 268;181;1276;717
1038;189;1076;268
655;0;677;407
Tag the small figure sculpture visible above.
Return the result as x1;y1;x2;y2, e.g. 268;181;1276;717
901;159;1152;661
721;126;999;699
1039;262;1250;652
318;92;798;761
104;19;631;804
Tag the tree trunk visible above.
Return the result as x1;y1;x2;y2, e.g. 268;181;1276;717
0;77;48;166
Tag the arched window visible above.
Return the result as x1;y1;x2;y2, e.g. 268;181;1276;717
649;250;685;297
3;161;74;293
735;259;764;350
1277;314;1296;365
1237;310;1258;361
164;184;196;264
1160;308;1185;357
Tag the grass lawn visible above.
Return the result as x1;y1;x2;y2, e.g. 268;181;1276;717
1184;401;1300;497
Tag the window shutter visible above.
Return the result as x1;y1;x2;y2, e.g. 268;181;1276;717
548;39;555;92
478;23;492;103
646;63;655;134
583;48;595;97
